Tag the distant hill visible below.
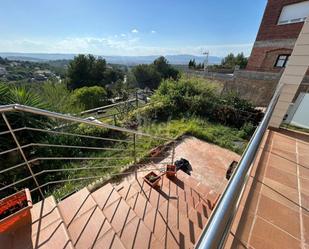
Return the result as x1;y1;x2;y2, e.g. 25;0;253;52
0;52;222;65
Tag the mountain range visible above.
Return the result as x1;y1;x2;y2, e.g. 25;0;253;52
0;52;222;65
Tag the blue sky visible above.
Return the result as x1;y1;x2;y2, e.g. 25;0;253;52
0;0;267;57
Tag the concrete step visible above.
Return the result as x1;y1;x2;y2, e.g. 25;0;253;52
0;195;74;249
92;183;157;249
57;187;124;249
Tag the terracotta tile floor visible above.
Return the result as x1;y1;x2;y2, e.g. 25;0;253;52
230;128;309;249
123;135;240;196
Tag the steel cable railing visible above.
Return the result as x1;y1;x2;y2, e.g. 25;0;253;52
0;104;175;201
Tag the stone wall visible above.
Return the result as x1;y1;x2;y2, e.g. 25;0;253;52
223;71;279;106
188;69;309;107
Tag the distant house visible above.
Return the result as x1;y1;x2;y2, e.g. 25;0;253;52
34;69;55;81
246;0;309;73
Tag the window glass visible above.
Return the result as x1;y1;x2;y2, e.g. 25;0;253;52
278;1;309;25
275;55;289;68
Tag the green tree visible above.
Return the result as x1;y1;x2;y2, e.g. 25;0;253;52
188;59;192;68
153;56;179;80
132;64;161;90
67;54;124;90
70;86;109;110
235;53;248;69
188;59;197;69
103;67;124;85
90;57;107;83
221;53;248;69
67;54;93;90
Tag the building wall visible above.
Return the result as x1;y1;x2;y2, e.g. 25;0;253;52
247;46;294;72
246;0;308;73
256;0;305;41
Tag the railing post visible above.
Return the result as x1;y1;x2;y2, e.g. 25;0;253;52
133;134;137;179
171;140;176;165
113;114;117;125
135;90;139;108
133;134;137;164
2;113;44;199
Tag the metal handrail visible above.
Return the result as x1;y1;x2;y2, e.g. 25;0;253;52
0;143;142;156
0;104;171;141
80;98;137;115
195;87;282;249
22;127;134;143
0;103;175;200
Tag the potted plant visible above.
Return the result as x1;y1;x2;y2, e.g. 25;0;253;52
149;145;163;158
166;164;176;178
143;171;161;188
0;189;32;233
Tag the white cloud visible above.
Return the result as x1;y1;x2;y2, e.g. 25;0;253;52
120;34;126;37
0;36;253;57
131;29;139;33
151;30;157;34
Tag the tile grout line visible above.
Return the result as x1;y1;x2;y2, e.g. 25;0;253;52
296;140;306;249
257;215;301;242
247;133;274;247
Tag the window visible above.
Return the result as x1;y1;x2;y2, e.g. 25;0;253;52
278;1;309;25
275;55;290;68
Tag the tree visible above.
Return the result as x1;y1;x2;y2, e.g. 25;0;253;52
132;64;161;90
188;59;197;69
103;67;124;85
221;53;248;69
90;57;107;83
235;53;248;69
66;54;124;90
188;60;192;68
0;56;6;65
70;86;108;110
67;54;93;90
131;56;179;90
153;56;179;80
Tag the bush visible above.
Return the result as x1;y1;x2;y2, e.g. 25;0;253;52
130;77;262;128
70;86;109;110
39;81;83;114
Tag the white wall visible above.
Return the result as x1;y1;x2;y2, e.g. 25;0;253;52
286;92;309;129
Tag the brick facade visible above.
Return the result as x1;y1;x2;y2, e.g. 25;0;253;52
256;0;305;41
247;47;293;72
246;0;308;74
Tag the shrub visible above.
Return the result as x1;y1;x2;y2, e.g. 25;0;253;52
39;81;83;114
130;77;262;128
70;86;109;110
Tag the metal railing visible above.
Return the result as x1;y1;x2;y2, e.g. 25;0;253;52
80;91;150;123
195;86;282;248
0;104;175;201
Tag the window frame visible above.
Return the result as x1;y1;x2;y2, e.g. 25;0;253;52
274;54;290;68
277;1;309;25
